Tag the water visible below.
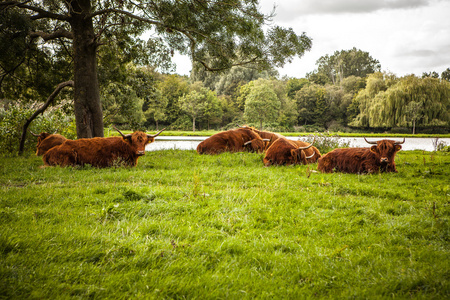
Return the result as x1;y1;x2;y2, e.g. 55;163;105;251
146;136;450;152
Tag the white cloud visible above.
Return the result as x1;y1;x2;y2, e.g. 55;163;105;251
170;0;450;78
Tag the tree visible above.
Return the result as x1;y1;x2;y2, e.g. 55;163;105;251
314;48;381;85
157;75;189;125
179;82;214;132
442;68;450;81
350;75;450;129
2;0;312;138
294;84;328;126
405;101;422;134
202;92;223;130
243;83;280;130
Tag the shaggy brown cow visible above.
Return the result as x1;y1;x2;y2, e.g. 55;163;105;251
292;140;322;163
240;126;284;148
197;127;269;154
317;138;405;174
263;138;316;166
42;127;165;168
30;131;67;156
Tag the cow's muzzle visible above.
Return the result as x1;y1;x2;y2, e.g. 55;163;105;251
380;157;389;163
137;150;146;156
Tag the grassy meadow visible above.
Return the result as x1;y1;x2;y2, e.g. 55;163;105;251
0;149;449;299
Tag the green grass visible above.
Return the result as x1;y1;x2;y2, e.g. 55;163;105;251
1;150;449;299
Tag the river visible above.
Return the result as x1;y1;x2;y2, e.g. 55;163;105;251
146;136;450;152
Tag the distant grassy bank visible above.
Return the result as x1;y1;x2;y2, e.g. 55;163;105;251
1;150;449;298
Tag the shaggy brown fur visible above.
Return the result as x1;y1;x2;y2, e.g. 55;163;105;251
33;132;67;156
263;138;316;166
317;139;403;174
196;127;268;154
43;129;164;168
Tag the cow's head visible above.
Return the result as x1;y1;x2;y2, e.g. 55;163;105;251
30;130;65;156
114;126;165;156
243;138;270;153
291;139;315;165
30;131;51;144
365;138;404;165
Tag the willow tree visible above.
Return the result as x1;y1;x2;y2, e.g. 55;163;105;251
350;74;450;130
1;0;312;138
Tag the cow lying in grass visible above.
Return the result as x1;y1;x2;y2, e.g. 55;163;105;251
263;138;317;166
318;138;405;173
197;127;270;154
43;127;165;168
30;131;67;156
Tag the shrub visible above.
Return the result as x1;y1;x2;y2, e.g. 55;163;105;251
0;100;75;155
301;133;350;154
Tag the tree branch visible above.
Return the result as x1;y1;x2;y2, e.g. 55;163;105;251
19;80;74;155
0;1;69;21
29;29;73;41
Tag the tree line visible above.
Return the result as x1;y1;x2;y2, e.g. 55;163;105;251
96;47;450;134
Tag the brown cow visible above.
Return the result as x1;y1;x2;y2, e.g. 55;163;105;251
30;131;67;156
291;140;322;163
240;126;284;148
42;127;165;168
263;137;316;166
317;138;405;174
197;127;269;155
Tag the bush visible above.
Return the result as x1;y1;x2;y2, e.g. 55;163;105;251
432;137;448;152
300;133;350;154
0;100;75;155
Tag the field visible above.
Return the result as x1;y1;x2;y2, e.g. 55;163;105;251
1;150;449;299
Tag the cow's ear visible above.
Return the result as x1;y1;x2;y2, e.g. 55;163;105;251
370;145;378;153
395;145;402;152
122;136;132;143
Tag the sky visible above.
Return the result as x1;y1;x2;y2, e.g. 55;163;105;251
170;0;450;78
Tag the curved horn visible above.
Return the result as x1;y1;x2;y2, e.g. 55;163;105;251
29;130;40;137
262;139;271;142
113;125;131;138
395;138;406;145
297;137;315;150
364;137;377;145
147;128;165;138
244;140;252;146
305;152;315;159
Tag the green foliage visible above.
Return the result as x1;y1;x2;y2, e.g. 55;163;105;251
0;150;449;298
351;74;450;131
243;81;281;129
313;47;381;84
0;101;75;155
301;133;351;154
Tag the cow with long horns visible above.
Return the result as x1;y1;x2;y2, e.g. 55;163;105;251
263;137;317;166
239;126;284;148
43;127;165;168
197;127;270;155
317;138;405;173
30;131;67;156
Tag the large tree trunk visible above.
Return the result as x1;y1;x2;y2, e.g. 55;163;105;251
69;0;104;138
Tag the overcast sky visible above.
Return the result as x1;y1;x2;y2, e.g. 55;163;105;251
171;0;450;78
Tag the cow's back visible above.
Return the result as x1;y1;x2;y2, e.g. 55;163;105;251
318;147;377;173
264;138;299;166
44;137;135;167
